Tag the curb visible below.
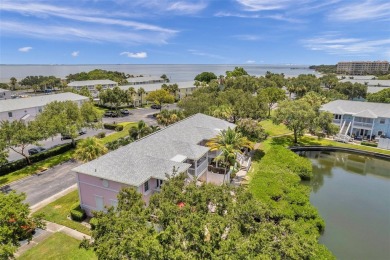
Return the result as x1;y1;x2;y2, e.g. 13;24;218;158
30;184;78;213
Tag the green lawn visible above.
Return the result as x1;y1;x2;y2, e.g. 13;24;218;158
259;119;292;137
259;134;390;156
18;232;96;260
101;122;138;144
33;190;91;235
0;150;75;186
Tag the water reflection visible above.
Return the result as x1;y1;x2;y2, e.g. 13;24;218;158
299;151;390;192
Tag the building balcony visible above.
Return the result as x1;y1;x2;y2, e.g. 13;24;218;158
353;122;373;128
332;119;341;124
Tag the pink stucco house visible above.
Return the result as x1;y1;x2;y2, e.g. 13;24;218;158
73;113;238;216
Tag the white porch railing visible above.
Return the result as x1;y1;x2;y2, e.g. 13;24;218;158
353;122;373;128
196;159;208;177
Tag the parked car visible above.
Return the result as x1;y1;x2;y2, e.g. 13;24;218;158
151;104;161;109
120;109;131;115
28;147;46;155
104;111;114;117
79;128;87;135
61;134;72;140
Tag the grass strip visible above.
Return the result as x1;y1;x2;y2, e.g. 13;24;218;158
18;232;96;260
33;190;91;235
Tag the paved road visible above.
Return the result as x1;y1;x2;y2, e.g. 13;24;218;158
3;160;80;206
6;105;179;161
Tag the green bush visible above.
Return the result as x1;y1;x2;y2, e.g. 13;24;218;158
70;203;86;222
89;217;98;230
103;123;123;131
361;142;378;147
0;143;74;176
95;132;106;138
115;125;124;131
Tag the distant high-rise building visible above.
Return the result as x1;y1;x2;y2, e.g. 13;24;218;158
336;61;389;75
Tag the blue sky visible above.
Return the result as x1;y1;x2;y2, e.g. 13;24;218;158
1;0;389;64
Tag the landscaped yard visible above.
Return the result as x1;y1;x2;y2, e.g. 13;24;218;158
101;121;138;144
0;150;75;186
33;190;91;235
18;232;96;260
259;119;291;137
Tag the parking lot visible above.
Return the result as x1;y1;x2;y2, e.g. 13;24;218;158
6;104;178;162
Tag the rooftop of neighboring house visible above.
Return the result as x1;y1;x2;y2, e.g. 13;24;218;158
0;92;88;113
119;81;196;92
0;88;10;92
73;113;235;186
367;87;389;94
339;79;390;87
68;79;118;87
126;76;165;83
320;100;390;118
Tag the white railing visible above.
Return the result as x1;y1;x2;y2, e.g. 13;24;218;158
188;168;195;175
333;119;341;124
353;122;373;128
196;159;208;176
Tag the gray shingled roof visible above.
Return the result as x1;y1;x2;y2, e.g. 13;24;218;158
118;81;195;92
73;113;235;186
0;93;88;113
320;100;390;118
68;80;117;87
0;88;10;92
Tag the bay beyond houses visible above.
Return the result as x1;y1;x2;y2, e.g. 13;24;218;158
73;113;240;216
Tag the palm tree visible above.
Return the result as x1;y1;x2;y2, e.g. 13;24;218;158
156;109;185;126
74;137;108;162
137;87;145;107
10;77;17;91
206;127;254;182
129;120;151;140
128;87;136;107
150;125;161;133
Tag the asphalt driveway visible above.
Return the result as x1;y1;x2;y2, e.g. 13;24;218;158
2;160;80;206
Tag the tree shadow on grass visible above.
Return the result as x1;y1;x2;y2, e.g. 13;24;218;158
252;150;265;162
271;135;323;147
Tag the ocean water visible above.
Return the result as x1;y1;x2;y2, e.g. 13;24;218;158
0;64;319;83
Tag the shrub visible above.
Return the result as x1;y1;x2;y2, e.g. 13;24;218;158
70;203;86;222
361;142;378;147
103;123;123;131
95;132;106;138
0;143;74;176
89;217;98;230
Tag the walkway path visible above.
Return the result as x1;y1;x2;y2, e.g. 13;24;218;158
15;221;91;258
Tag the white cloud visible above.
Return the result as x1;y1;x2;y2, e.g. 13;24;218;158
167;1;207;14
329;0;390;21
233;34;262;41
246;60;256;63
0;1;177;44
214;11;304;23
18;46;32;52
236;0;293;11
120;52;148;58
2;21;173;45
71;51;79;57
302;33;390;56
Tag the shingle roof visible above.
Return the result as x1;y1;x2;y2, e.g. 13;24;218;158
0;88;10;92
118;81;195;92
68;80;117;87
320;100;390;118
73;113;235;186
0;93;88;113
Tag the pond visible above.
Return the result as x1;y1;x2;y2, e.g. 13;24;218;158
300;151;390;260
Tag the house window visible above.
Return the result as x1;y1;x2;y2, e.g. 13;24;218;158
156;179;163;188
8;112;12;118
379;118;385;124
110;200;118;208
378;131;383;136
38;107;42;113
144;180;149;192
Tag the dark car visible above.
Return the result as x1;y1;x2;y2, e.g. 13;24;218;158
61;134;72;140
79;128;87;135
151;104;161;109
104;111;114;117
120;109;131;115
28;147;46;155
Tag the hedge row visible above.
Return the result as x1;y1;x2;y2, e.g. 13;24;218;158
70;203;86;222
103;123;124;131
248;146;332;258
361;142;378;147
0;143;74;176
249;146;324;230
